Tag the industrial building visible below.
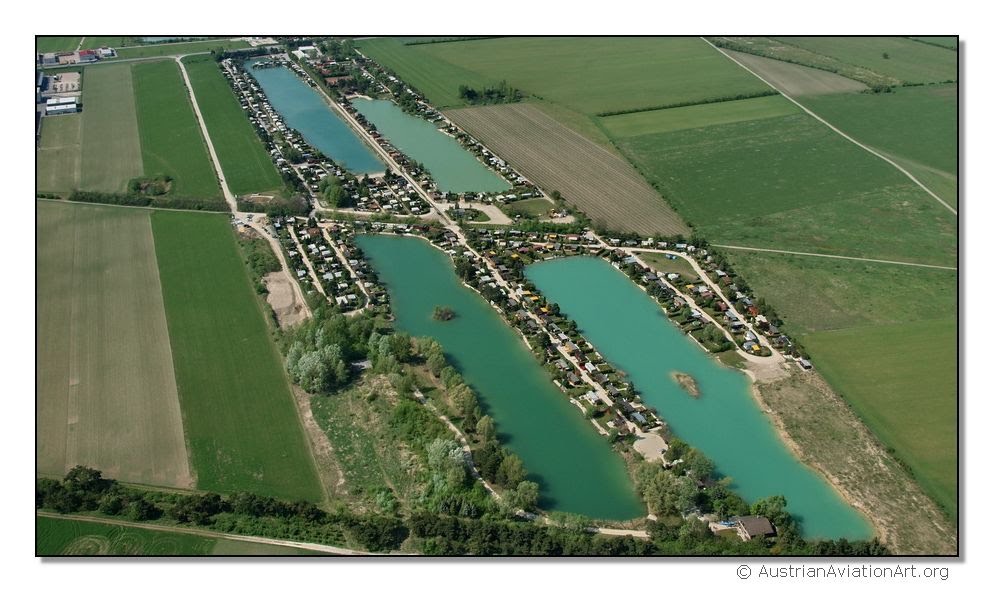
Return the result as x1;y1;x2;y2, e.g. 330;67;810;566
45;96;79;115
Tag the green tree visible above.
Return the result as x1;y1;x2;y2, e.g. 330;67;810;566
476;415;496;443
496;454;527;489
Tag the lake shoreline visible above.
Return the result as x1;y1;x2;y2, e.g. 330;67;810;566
740;366;880;542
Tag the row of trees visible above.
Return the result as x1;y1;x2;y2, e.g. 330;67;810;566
37;468;405;552
68;191;229;212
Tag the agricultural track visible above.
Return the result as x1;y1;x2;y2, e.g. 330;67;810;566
37;512;375;556
445;103;690;237
704;37;957;216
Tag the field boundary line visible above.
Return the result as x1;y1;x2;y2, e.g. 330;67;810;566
710;243;957;270
36;511;379;556
702;37;958;216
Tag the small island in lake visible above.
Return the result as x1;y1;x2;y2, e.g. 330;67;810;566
671;371;700;398
432;305;456;321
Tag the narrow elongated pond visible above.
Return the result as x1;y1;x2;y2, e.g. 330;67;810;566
357;235;644;520
526;256;872;540
245;59;384;174
351;98;510;194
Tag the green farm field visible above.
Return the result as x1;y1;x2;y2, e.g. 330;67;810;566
79;63;143;192
181;55;284;195
600;95;799;138
37;201;192;489
151;211;322;502
799;84;957;207
909;36;958;50
36;515;323;555
615;113;956;265
385;36;772;116
36;37;81;53
721;251;956;335
115;38;249;60
79;37;135;49
773;37;957;84
133;60;220;199
37;515;214;555
803;318;957;516
358;37;492;109
36;114;82;194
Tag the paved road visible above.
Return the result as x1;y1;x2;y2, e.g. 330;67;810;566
37;511;376;555
708;243;957;271
703;37;957;216
175;56;238;213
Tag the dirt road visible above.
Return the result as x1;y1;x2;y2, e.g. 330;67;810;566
175;56;238;213
37;511;376;555
710;243;957;271
703;37;957;216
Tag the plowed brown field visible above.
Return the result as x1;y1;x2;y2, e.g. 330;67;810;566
445;103;690;237
37;201;193;489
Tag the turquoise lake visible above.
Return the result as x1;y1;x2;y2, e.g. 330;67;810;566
526;256;873;540
245;59;383;174
357;235;644;520
351;99;510;194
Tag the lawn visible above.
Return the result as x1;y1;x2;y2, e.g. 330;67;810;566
36;114;82;194
115;38;249;59
407;37;771;116
506;197;554;218
798;84;957;207
36;515;324;555
615;112;957;265
37;201;192;489
79;63;143;193
599;95;799;138
150;211;322;502
132;60;221;199
773;37;957;84
181;55;284;195
36;37;81;53
803;318;957;517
